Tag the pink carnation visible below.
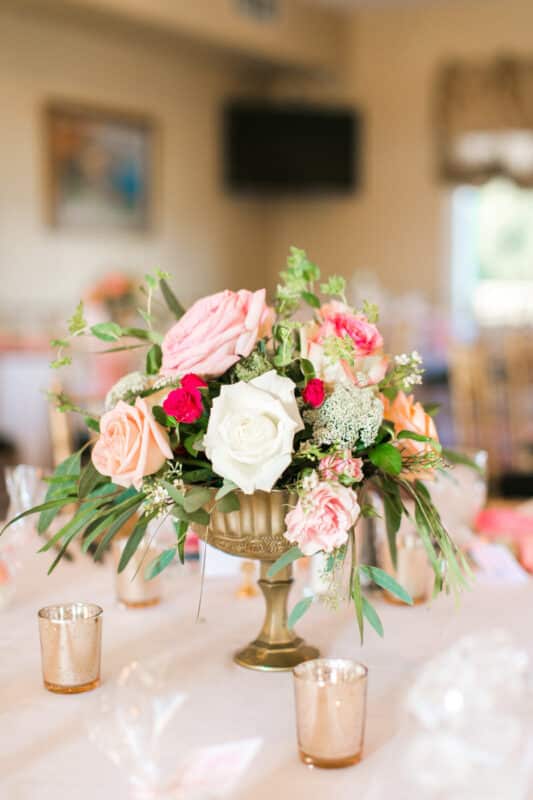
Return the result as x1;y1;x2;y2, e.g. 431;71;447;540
284;482;360;556
162;373;207;424
319;452;364;482
315;301;383;356
161;289;273;378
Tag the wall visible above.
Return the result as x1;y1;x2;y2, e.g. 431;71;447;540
0;4;270;323
266;0;533;306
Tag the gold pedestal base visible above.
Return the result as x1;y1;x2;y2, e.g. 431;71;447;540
234;561;319;672
299;750;362;769
44;677;100;694
235;637;319;672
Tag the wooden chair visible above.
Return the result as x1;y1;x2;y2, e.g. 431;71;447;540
503;332;533;472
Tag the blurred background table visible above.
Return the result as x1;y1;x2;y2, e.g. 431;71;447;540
1;552;532;799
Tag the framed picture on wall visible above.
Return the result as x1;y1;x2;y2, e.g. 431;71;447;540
44;101;154;230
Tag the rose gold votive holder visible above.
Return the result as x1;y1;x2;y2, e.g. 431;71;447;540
293;658;368;768
38;603;103;694
112;538;163;608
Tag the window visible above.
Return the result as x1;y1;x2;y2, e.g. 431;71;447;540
451;178;533;334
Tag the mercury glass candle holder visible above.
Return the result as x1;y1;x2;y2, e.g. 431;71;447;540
38;602;102;694
293;658;368;768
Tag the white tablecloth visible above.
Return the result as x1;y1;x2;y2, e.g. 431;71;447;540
1;549;532;799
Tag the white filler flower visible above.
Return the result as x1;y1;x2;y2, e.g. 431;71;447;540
204;371;304;494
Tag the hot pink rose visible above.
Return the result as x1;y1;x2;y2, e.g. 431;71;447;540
92;397;173;490
319;451;364;482
302;378;325;407
284;482;360;556
161;289;273;378
315;301;383;356
163;373;207;424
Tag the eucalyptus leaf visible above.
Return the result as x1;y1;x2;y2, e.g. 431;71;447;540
288;595;314;629
215;480;238;501
360;565;413;605
362;596;384;637
90;322;123;342
184;486;212;513
145;548;176;580
160;278;185;320
267;546;304;578
216;491;240;514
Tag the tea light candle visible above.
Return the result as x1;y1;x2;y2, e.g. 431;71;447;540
293;658;367;768
38;602;103;694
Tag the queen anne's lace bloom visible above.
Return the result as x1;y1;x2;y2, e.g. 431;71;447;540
104;372;151;410
313;384;383;448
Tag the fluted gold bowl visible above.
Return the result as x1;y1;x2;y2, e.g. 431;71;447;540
194;490;320;672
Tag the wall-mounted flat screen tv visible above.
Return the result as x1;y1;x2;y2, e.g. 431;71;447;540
223;101;360;194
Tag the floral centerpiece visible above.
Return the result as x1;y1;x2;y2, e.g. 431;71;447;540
3;248;468;661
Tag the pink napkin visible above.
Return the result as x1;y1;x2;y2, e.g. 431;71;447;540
475;507;533;572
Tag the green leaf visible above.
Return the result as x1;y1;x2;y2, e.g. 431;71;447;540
380;477;402;567
184;467;213;483
160;278;185;320
184;486;212;513
301;290;320;309
424;402;441;417
442;448;484;474
267;546;304;578
146;343;162;375
84;416;100;433
351;567;364;644
173;505;210;526
215;480;238;501
360;503;381;519
162;481;185;506
93;504;143;559
369;443;402;476
300;358;315;381
152;405;178;429
174;519;189;564
288;595;314;629
362;596;384;637
118;514;153;573
90;322;123;342
216;491;240;513
145;548;176;580
360;565;413;605
398;430;441;451
1;497;76;537
38;451;81;533
68;301;86;335
184;432;204;456
50;338;70;348
50;357;72;369
78;460;105;499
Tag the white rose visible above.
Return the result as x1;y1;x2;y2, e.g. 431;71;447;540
203;370;304;494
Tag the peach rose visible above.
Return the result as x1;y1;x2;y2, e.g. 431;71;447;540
284;482;360;556
161;289;273;378
382;391;439;460
92;397;173;490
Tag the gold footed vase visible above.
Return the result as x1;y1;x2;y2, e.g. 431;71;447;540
195;489;320;672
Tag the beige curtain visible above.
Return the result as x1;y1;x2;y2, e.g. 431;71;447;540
436;57;533;186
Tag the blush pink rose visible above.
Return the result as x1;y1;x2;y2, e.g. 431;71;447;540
319;451;364;482
315;301;383;356
92;397;173;490
161;289;273;378
284;483;360;556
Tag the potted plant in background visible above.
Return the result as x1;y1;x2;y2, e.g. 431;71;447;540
3;248;469;671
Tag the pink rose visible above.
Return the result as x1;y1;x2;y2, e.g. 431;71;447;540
284;482;360;556
315;301;383;356
161;289;273;378
302;378;325;407
163;373;207;424
319;451;364;482
92;397;173;490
